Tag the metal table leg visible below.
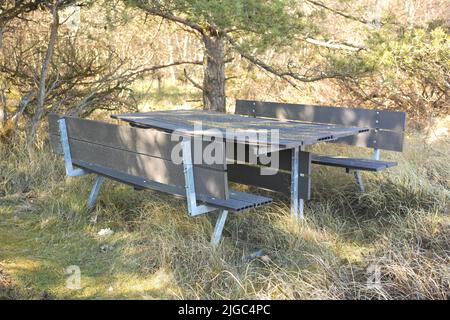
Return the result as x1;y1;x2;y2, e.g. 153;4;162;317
87;175;104;210
211;210;228;247
181;138;217;217
291;147;300;219
354;170;365;193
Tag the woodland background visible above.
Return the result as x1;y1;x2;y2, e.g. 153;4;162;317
0;0;449;300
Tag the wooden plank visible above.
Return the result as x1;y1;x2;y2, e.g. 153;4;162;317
197;191;272;212
235;100;406;131
48;113;61;135
69;139;227;199
228;148;309;173
112;110;370;148
228;190;273;207
227;163;311;200
49;133;63;155
311;155;398;171
48;115;227;170
228;163;289;194
333;129;404;152
65;116;226;170
74;160;271;212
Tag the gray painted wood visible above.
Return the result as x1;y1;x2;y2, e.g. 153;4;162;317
48;113;61;135
75;159;271;211
227;162;311;200
112;110;370;148
235;100;406;152
49;133;63;154
49;114;229;199
48;114;63;154
228;163;289;194
236;99;406;131
69;138;227;199
334;129;404;152
68;116;226;170
48;114;227;170
311;155;398;171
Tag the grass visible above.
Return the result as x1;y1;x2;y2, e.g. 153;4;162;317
130;81;203;112
0;130;449;300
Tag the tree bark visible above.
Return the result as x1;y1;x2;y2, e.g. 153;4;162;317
202;34;226;112
27;1;59;149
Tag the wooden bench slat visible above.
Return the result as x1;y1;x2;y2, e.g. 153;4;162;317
73;160;271;212
229;190;273;206
235;100;406;152
236;100;406;131
311;155;398;171
49;133;63;155
113;110;370;148
49;115;226;170
227;163;311;200
334;129;405;152
69;138;227;199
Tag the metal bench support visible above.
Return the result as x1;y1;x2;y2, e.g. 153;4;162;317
291;146;304;220
87;175;104;210
181;138;230;246
59;118;106;210
181;138;217;217
354;170;365;193
58;118;87;177
211;210;228;247
351;148;380;193
373;148;380;160
351;148;378;193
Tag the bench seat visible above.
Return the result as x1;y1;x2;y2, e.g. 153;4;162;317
74;160;272;212
311;155;397;172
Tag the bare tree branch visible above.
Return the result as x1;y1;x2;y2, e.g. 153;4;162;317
303;37;366;52
306;0;377;26
225;34;347;85
27;0;60;149
0;0;46;27
183;68;203;91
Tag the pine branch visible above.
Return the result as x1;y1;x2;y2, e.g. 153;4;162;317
225;35;347;85
132;2;206;35
306;0;377;26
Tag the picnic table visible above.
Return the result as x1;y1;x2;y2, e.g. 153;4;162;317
112;109;370;219
49;100;404;246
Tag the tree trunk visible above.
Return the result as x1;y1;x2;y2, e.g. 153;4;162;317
27;1;59;150
202;35;226;112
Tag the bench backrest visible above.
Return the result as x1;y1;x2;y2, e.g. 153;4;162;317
48;114;228;199
235;100;406;152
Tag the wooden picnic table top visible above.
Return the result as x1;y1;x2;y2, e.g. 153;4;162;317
112;109;369;149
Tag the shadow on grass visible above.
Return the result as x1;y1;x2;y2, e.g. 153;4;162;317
1;152;448;299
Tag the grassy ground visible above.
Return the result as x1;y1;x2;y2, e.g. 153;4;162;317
0;130;449;299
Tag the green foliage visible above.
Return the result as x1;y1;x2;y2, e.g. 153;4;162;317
127;0;310;50
368;26;449;74
356;25;450;117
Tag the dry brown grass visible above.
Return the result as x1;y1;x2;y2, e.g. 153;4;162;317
0;128;448;300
